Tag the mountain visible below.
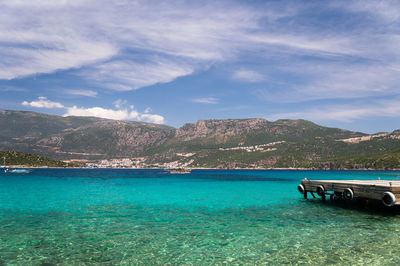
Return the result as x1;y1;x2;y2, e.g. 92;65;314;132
146;119;400;168
1;109;400;169
0;109;173;160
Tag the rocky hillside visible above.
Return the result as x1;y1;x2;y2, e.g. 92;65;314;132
146;119;400;168
145;118;364;157
2;109;400;169
168;118;364;147
0;110;173;159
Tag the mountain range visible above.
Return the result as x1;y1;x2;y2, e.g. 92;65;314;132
1;109;400;169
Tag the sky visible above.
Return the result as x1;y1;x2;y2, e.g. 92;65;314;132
0;0;400;133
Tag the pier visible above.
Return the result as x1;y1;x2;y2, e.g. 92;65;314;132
298;179;400;207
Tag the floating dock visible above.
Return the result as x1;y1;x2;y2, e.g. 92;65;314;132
298;179;400;207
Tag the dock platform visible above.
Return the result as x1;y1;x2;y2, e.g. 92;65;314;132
298;179;400;207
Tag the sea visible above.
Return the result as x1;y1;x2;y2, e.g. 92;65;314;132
1;169;400;265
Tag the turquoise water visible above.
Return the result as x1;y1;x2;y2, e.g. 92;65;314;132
1;169;400;265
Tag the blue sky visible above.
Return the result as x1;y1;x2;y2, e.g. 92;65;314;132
1;0;400;133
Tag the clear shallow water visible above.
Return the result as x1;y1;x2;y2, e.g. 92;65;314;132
1;169;400;265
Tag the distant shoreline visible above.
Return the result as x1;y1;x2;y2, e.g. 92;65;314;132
3;166;400;171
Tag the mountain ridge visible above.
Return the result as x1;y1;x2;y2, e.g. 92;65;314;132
1;109;400;169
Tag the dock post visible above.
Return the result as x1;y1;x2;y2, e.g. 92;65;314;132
304;191;308;199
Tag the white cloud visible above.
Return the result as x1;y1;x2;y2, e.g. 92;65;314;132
338;0;400;22
1;0;261;86
84;58;195;91
0;34;116;80
64;106;165;124
113;99;127;108
0;0;341;90
22;97;64;108
232;69;264;82
254;62;400;103
140;113;165;124
65;106;138;120
1;1;84;8
21;96;165;124
2;0;400;104
192;97;219;104
64;89;97;97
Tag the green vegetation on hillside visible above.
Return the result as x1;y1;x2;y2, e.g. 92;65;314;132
308;149;400;170
0;110;173;159
0;150;74;167
2;110;400;169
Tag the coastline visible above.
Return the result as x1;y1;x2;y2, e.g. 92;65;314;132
2;166;400;171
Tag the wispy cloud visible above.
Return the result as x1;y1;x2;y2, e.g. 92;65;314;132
64;89;98;97
232;69;264;82
3;0;400;128
22;97;64;109
1;0;358;91
113;99;127;109
0;85;26;92
337;0;400;22
192;97;219;104
84;57;195;91
266;99;400;123
0;0;263;87
0;34;116;80
254;62;400;103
